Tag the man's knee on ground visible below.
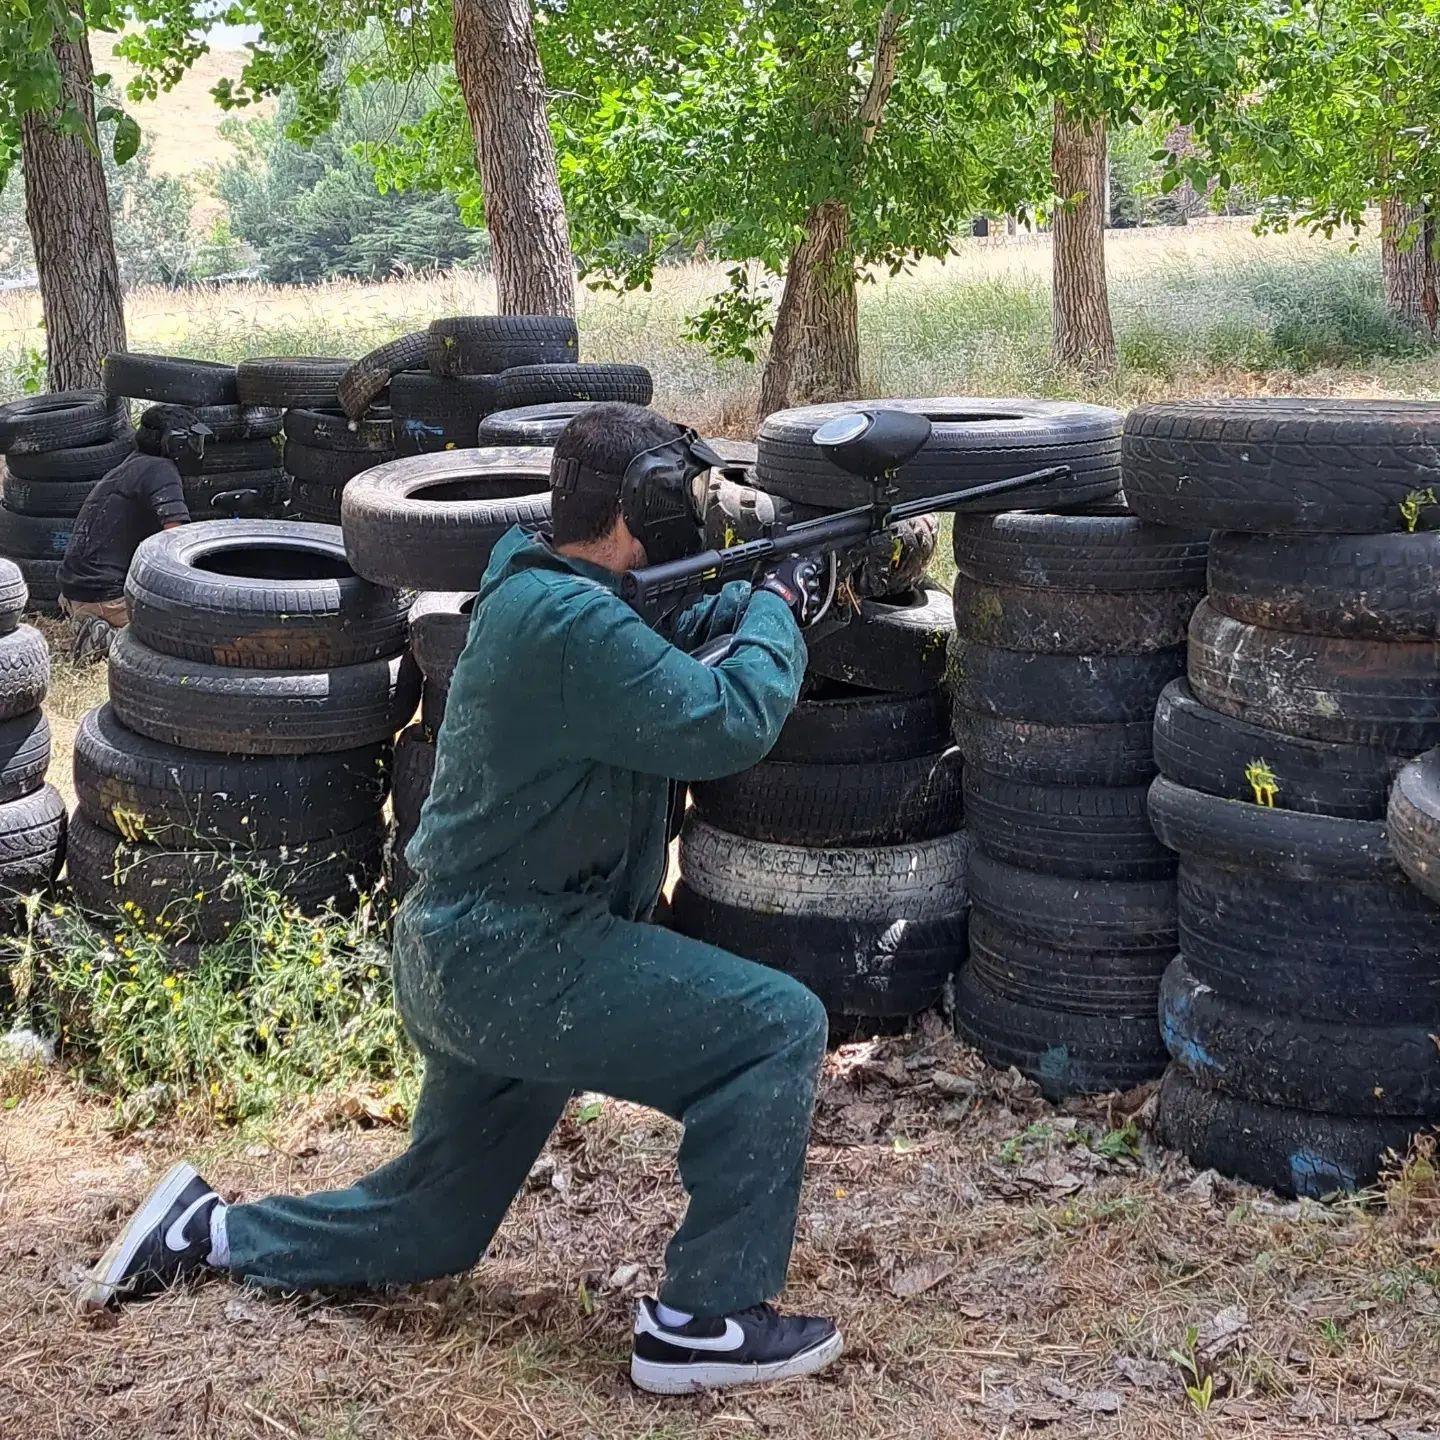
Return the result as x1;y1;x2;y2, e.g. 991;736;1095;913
765;974;828;1063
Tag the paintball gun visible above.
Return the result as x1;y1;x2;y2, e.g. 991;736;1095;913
619;408;1071;666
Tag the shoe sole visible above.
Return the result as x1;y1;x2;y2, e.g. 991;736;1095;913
630;1330;843;1395
75;1161;199;1312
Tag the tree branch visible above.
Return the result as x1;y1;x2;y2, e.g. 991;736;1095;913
858;3;903;150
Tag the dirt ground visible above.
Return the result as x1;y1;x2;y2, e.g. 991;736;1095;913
3;1020;1439;1440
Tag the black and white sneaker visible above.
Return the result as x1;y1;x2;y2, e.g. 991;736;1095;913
631;1296;842;1394
77;1162;222;1311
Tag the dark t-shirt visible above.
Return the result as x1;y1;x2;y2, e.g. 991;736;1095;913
58;453;190;602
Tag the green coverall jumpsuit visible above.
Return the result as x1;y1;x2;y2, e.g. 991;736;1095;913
225;526;824;1317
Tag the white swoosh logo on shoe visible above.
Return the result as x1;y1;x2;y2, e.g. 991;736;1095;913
164;1192;218;1253
659;1318;746;1352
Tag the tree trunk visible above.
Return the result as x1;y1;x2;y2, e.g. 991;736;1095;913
759;201;860;416
20;26;126;391
452;0;574;316
1381;196;1437;330
1051;105;1115;377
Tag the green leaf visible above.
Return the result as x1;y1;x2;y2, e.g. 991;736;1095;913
112;112;141;165
576;1099;604;1124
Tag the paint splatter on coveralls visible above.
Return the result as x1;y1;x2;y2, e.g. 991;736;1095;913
226;526;824;1316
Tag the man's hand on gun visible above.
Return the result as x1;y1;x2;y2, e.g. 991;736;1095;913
759;554;828;626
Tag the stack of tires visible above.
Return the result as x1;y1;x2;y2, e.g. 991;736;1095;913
341;447;553;892
103;353;285;521
65;521;417;937
947;500;1209;1098
0;390;134;611
477;362;655;446
393;317;580;456
672;397;1124;1026
1124;400;1440;1197
0;558;67;910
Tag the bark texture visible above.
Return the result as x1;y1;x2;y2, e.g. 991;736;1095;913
453;0;575;317
1381;196;1437;331
20;26;126;391
1051;105;1115;377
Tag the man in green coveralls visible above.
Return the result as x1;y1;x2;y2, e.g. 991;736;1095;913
81;403;844;1394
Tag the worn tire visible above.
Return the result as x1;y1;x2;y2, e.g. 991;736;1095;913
15;561;61;616
1123;401;1440;534
288;480;345;526
284;441;389;486
1160;957;1440;1118
283;408;395;453
807;584;953;694
948;635;1185;724
0;558;27;633
408;591;474;688
951;707;1155;786
965;770;1173;881
108;629;419;756
65;809;384;938
768;679;948;764
341;448;552;591
692;746;963;847
1154;679;1404;821
391;372;500;455
338;332;430;419
758;397;1122;508
1208;531;1440;642
495;363;652;410
126;520;410;669
428;316;579;378
103;353;239;407
477;402;595;447
1388;750;1440;905
182;470;286;520
2;473;97;519
5;434;134;482
237;357;352;411
1156;1065;1421;1199
1188;599;1440;752
75;703;389;849
140;403;283;443
137;431;280;473
0;709;49;804
0;784;65;901
952;500;1209;591
0;626;50;720
392;723;437;841
0;390;128;453
954;964;1167;1099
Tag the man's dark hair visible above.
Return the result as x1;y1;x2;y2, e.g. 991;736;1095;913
550;403;682;546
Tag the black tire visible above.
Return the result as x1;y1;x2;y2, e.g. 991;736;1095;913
2;473;97;519
428;316;579;378
968;909;1170;1017
477;402;593;447
0;784;65;901
948;635;1185;724
951;500;1209;591
807;584;953;694
1156;1065;1422;1199
1124;401;1440;533
1188;599;1440;752
495;363;652;409
5;434;134;482
283;408;395;453
74;703;389;849
1208;531;1440;642
952;574;1200;654
408;591;475;687
757;397;1123;508
0;625;50;720
691;747;963;847
137;433;280;474
0;709;49;803
237;357;352;411
0;390;128;453
965;769;1173;880
182;469;286;520
969;850;1177;952
767;679;948;764
140;403;283;443
338;332;431;419
673;819;970;1018
391;372;500;455
283;441;389;487
392;723;437;838
288;480;345;526
1389;749;1440;904
103;353;239;406
0;558;27;632
108;629;420;755
1160;956;1440;1118
125;519;410;670
15;560;61;616
954;964;1167;1099
421;678;448;739
66;808;384;939
341;449;552;591
951;707;1155;785
1154;678;1404;821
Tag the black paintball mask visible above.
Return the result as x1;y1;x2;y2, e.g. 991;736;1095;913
552;426;724;565
159;408;214;476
